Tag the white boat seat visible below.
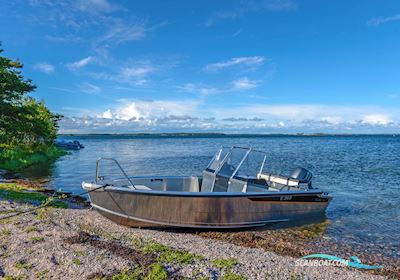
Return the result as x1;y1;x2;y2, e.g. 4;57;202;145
128;185;152;190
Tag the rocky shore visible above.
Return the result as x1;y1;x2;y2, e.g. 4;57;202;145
0;181;397;279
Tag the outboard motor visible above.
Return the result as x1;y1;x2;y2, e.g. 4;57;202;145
290;167;313;188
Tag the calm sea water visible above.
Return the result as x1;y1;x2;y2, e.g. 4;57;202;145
22;135;400;252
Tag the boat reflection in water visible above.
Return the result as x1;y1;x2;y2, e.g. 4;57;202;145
83;146;332;229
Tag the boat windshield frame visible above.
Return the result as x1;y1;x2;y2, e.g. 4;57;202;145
205;146;267;180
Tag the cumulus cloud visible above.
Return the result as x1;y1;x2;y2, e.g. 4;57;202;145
204;56;265;72
99;99;200;121
58;102;400;134
33;62;55;74
361;114;392;125
222;117;264;122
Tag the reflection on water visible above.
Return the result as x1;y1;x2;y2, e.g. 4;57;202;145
16;135;400;257
17;161;55;179
258;213;329;232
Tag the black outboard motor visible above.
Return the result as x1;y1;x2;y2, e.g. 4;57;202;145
290;167;313;188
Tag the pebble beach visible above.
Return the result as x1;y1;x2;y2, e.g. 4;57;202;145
0;180;397;280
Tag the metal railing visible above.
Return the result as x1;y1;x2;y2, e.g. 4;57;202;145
95;157;136;189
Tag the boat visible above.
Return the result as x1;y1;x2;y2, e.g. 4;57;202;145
82;146;332;228
55;139;84;150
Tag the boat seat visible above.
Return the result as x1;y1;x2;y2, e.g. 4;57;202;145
201;171;216;192
183;176;200;192
227;178;247;192
128;185;152;190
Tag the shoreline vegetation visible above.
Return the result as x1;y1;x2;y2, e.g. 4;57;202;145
0;180;397;280
0;144;67;172
1;45;65;172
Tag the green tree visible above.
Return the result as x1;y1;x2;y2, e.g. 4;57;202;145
0;44;61;147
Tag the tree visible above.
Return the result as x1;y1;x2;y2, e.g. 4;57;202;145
0;44;61;147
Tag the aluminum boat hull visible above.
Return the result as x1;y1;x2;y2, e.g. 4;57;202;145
83;183;331;229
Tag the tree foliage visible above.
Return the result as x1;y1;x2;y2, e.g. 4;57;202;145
0;45;61;147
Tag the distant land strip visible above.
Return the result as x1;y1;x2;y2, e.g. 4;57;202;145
58;133;400;138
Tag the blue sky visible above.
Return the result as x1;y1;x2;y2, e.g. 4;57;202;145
1;0;400;133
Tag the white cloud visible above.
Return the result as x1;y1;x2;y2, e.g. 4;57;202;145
89;57;177;87
205;0;297;26
101;109;113;119
231;77;260;90
79;82;101;94
67;56;95;71
76;0;122;13
33;62;55;74
117;64;157;86
99;21;150;45
27;1;162;49
258;0;298;11
320;116;342;125
204;11;241;27
179;83;221;95
99;99;200;121
204;56;265;72
46;35;83;43
367;14;400;26
121;66;156;78
58;102;400;134
361;114;392;125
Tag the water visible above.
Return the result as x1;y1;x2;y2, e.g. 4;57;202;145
21;135;400;254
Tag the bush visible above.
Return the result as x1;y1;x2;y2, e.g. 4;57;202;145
0;144;66;171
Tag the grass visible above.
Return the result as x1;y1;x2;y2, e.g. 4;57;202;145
30;236;44;243
34;270;49;279
72;258;81;265
0;144;67;172
75;250;86;257
1;228;11;236
0;183;68;208
221;273;247;280
142;241;203;265
14;260;33;270
145;263;168;280
212;258;239;270
4;275;28;280
24;225;39;233
110;267;143;280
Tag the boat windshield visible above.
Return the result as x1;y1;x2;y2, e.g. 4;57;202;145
206;146;266;179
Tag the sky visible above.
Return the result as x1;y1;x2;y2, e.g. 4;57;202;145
1;0;400;134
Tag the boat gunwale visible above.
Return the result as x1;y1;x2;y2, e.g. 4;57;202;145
82;181;329;198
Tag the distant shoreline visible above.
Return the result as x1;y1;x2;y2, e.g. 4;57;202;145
58;132;399;138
